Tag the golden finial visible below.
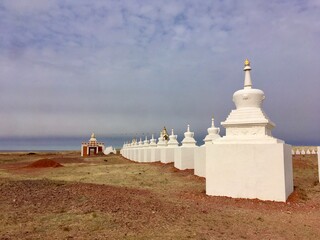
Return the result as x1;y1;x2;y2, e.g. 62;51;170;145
244;59;250;66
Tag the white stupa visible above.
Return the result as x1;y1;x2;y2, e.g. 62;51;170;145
204;116;221;144
181;125;196;146
206;59;293;202
137;137;144;162
195;116;221;177
89;133;97;143
149;134;158;162
142;136;150;162
168;129;179;147
161;129;179;164
143;136;149;146
174;125;198;170
219;59;279;143
149;134;157;147
155;131;167;162
157;131;167;147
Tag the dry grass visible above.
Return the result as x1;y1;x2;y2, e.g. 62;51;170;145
0;152;320;239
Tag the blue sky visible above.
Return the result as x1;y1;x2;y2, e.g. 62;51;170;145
0;0;319;145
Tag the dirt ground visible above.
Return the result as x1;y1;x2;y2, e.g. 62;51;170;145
0;152;319;239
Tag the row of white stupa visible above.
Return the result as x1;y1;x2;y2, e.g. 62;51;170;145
121;122;219;178
122;136;319;158
292;148;318;155
121;60;295;202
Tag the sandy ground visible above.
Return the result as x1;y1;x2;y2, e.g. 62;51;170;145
0;152;319;239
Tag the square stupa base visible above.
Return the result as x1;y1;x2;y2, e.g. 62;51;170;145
174;147;196;170
137;149;144;162
143;148;151;162
206;143;293;202
160;148;175;164
194;146;206;177
150;148;160;162
133;149;139;162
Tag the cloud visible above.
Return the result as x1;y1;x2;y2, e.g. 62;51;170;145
0;0;319;145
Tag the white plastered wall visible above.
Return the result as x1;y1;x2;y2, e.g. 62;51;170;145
206;143;293;202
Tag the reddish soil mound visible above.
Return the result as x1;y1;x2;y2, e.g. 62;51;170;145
26;159;63;168
42;157;84;164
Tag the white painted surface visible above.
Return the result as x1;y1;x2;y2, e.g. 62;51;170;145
133;148;139;162
161;147;176;164
144;148;150;162
206;143;293;202
167;129;179;147
219;60;278;144
194;117;221;177
174;147;197;170
150;147;158;162
194;146;206;177
154;147;162;162
104;146;116;155
161;129;179;164
203;117;221;144
181;125;196;146
174;125;197;170
138;148;144;162
206;60;293;202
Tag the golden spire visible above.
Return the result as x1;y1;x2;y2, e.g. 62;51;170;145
244;59;250;67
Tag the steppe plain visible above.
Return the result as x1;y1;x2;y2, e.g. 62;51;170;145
0;151;319;239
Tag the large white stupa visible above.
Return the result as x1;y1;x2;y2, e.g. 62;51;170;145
206;60;293;202
219;59;279;143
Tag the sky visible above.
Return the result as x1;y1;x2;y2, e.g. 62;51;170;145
0;0;320;146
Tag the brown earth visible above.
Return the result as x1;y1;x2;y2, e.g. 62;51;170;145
25;159;63;168
0;152;319;239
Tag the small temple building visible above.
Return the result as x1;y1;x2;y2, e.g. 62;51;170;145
81;133;105;157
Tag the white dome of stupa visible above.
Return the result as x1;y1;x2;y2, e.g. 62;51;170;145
203;116;221;144
181;125;196;146
89;133;97;142
168;129;179;147
233;59;266;109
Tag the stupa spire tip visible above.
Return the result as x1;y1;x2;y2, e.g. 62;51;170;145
243;59;252;88
244;59;250;67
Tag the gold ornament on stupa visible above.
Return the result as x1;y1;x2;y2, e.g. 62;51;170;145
162;127;169;141
244;59;250;66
